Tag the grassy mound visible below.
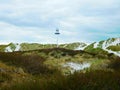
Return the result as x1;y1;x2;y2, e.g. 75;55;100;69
0;48;119;90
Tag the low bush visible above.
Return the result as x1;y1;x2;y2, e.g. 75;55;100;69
0;72;12;83
1;70;120;90
0;52;53;75
109;57;120;71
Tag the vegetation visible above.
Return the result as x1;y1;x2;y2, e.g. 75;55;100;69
107;45;120;51
8;43;16;51
109;56;120;71
0;52;55;75
1;70;120;90
20;43;56;51
0;42;87;52
0;45;8;52
84;43;108;57
59;42;86;50
97;40;104;48
106;38;116;43
0;48;120;90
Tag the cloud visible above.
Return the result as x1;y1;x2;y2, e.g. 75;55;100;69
0;0;120;43
0;21;56;43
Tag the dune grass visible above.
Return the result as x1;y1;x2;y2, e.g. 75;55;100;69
0;48;120;90
107;45;120;51
1;70;120;90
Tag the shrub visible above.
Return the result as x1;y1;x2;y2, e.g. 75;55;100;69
2;70;120;90
0;52;53;75
109;57;120;71
0;72;12;83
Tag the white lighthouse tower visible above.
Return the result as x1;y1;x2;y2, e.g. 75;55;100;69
55;28;60;48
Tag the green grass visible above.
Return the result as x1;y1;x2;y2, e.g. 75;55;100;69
90;59;110;70
0;45;8;52
106;38;116;43
97;40;104;48
107;45;120;51
60;42;86;50
20;42;82;51
8;43;16;51
84;43;108;57
0;42;86;52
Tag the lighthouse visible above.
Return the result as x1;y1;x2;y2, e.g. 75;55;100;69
55;28;60;47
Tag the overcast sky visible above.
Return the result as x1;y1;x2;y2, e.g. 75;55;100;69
0;0;120;44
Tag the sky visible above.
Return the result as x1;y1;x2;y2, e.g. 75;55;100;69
0;0;120;44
